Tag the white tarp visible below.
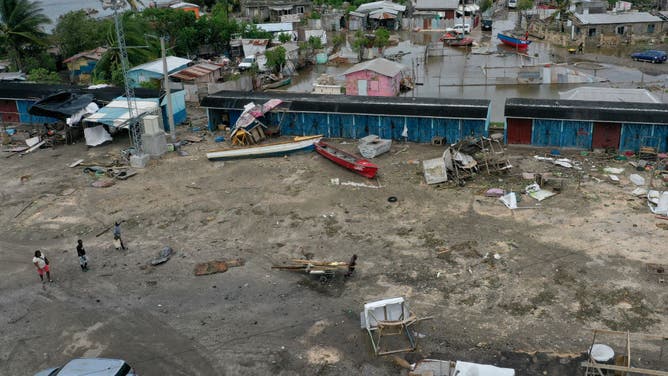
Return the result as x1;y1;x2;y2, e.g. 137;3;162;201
67;102;99;126
648;191;668;215
454;361;515;376
84;125;112;147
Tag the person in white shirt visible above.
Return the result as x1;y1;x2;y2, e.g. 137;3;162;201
32;250;53;283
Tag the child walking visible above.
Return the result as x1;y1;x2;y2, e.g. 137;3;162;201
32;250;53;283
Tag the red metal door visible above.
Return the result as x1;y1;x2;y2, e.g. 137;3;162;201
506;118;532;144
592;122;621;149
0;100;19;123
423;18;429;29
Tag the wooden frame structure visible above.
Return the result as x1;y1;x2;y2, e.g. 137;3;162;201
361;297;420;356
581;329;668;376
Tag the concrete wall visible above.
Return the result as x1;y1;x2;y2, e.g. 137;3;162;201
345;70;400;97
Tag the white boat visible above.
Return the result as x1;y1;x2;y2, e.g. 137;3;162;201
206;135;322;161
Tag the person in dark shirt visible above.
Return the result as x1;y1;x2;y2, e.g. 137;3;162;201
345;254;358;277
77;239;88;271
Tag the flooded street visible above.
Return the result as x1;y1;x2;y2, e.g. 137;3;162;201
285;11;668;121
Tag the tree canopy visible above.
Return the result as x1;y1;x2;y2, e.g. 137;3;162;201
0;0;50;70
264;46;286;73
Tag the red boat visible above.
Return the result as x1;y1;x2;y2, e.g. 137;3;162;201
315;141;378;179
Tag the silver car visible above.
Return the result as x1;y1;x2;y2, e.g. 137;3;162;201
34;358;137;376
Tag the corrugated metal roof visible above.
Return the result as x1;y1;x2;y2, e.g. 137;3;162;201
63;47;108;64
170;63;222;80
0;82;164;102
343;58;406;77
574;11;662;25
129;56;192;75
415;0;459;10
201;91;490;119
356;1;406;13
559;87;661;103
505;98;668;124
85;96;160;128
257;23;293;32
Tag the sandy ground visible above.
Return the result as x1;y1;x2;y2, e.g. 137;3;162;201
1;129;667;375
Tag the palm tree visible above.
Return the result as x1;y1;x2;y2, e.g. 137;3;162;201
126;0;145;12
0;0;50;70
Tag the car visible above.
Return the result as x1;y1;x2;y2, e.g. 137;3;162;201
630;50;667;63
508;0;517;8
34;358;137;376
453;23;472;33
238;55;256;70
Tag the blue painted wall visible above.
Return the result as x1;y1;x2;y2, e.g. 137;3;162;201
207;108;489;143
530;119;593;149
16;100;59;124
620;123;668;152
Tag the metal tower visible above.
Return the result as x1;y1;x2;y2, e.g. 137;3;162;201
101;0;142;153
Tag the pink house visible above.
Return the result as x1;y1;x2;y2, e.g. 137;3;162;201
343;58;406;96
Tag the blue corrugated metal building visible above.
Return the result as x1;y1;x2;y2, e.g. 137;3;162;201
200;91;491;144
127;57;191;88
0;82;181;127
505;98;668;152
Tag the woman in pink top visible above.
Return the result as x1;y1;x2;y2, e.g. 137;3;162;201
33;250;53;283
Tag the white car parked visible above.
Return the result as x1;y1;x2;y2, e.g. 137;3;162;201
508;0;517;8
453;23;471;33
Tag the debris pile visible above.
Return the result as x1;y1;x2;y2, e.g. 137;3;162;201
423;136;511;185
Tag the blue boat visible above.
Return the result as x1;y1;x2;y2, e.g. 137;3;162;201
498;33;531;49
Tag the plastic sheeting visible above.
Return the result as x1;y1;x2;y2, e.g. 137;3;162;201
453;361;515;376
28;92;95;120
84;125;112;147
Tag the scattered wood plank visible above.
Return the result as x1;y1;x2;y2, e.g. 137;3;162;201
14;201;34;218
69;159;84;168
21;140;45;155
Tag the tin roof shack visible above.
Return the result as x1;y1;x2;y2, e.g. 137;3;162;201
572;12;665;45
200;91;490;143
0;83;165;125
169;2;200;18
504;98;668;153
412;0;459;30
170;63;225;102
343;58;406;97
63;47;107;85
240;0;311;23
353;1;406;30
127;56;192;88
84;90;186;132
257;22;296;42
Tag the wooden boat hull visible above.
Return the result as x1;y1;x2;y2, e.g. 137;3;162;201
206;135;322;161
315;141;378;179
262;77;291;90
498;33;531;49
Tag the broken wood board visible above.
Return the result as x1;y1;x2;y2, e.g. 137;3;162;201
194;259;245;276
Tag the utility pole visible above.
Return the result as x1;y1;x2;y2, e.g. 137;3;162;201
161;37;176;142
101;0;143;154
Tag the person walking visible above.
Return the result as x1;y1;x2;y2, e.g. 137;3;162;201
33;250;53;283
77;239;88;272
113;221;126;250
